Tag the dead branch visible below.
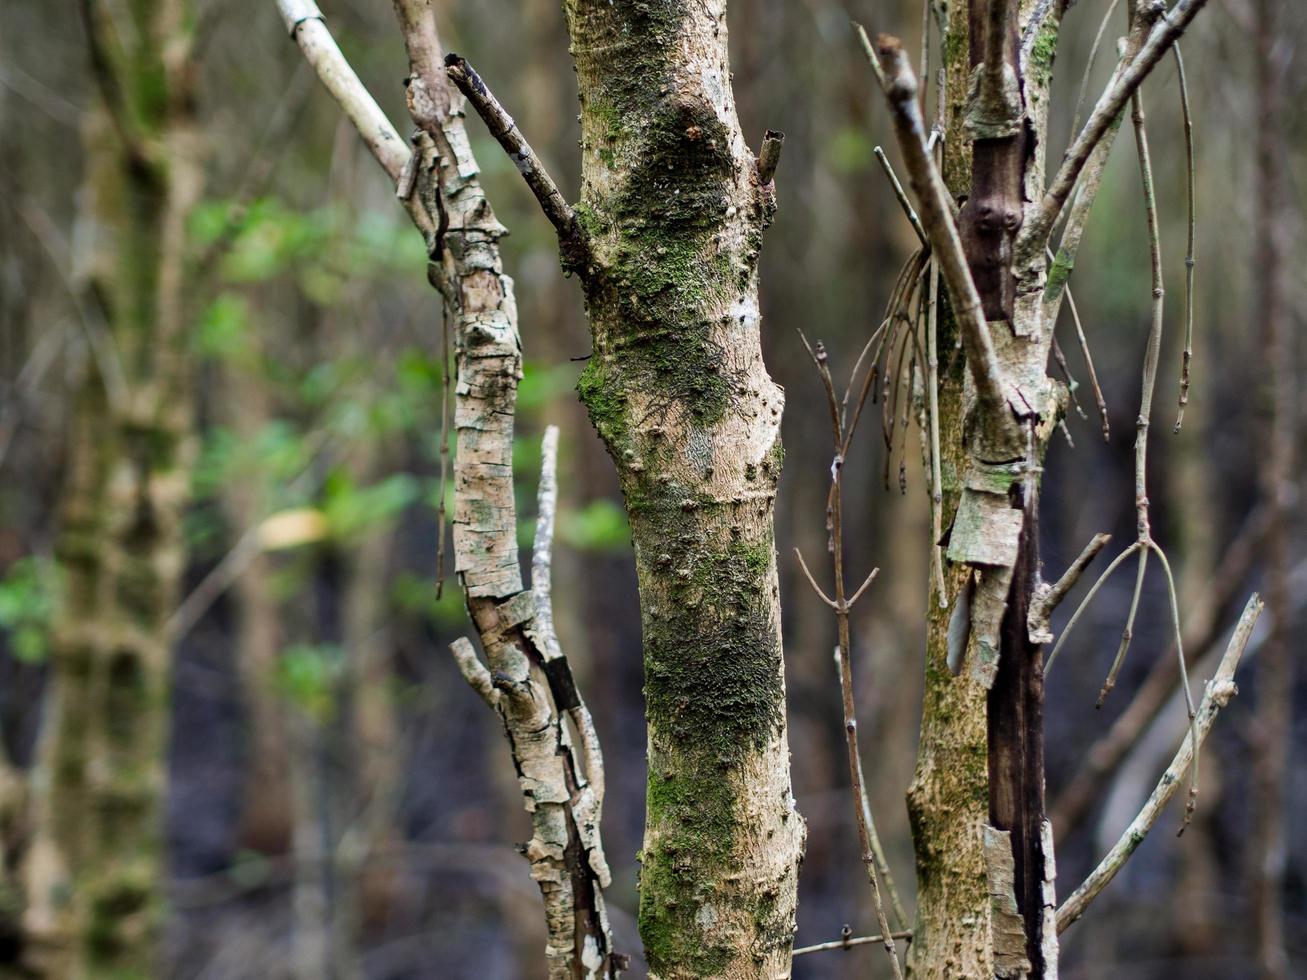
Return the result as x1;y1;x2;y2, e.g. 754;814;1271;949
1172;44;1196;432
443;53;587;267
1028;533;1112;644
796;333;904;978
794;928;914;957
1022;0;1212;253
1056;594;1263;932
865;32;1015;438
1050;505;1269;835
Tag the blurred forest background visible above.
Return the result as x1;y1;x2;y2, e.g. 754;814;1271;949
0;0;1302;977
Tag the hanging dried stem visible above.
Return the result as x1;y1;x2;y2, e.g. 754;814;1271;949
1172;44;1196;432
1049;505;1268;836
867;33;1014;434
1056;594;1263;933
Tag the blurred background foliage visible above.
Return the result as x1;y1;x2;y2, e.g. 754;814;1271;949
0;0;1303;977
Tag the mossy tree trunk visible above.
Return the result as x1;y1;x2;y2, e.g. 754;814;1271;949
559;3;805;976
19;1;203;975
907;1;1065;976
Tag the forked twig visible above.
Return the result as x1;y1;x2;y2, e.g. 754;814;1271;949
796;332;904;978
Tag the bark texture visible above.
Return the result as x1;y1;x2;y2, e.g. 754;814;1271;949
905;7;994;976
560;3;805;976
906;1;1065;975
19;1;203;974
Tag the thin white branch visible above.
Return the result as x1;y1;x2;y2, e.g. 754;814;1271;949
1056;593;1264;932
273;0;435;236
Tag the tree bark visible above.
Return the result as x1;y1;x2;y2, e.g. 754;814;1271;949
19;1;203;974
906;1;1064;975
558;3;805;975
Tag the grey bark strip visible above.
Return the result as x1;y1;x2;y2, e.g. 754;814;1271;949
274;3;619;975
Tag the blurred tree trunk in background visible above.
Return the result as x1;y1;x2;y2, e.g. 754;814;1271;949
558;2;806;974
226;354;293;858
17;0;204;974
1252;0;1292;975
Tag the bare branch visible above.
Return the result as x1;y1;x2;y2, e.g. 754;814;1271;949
273;0;434;237
1022;0;1212;252
794;929;914;957
1050;505;1269;835
1044;541;1142;675
1028;532;1112;643
793;548;838;609
1062;273;1110;441
1172;44;1196;432
275;1;407;181
450;638;499;708
874;146;928;247
1056;594;1264;933
443;53;585;261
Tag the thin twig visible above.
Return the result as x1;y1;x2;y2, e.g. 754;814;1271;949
1050;505;1270;835
1064;276;1110;441
1148;542;1200;833
1172;44;1196;432
794;929;914;957
874;146;928;247
1051;335;1088;421
1069;0;1123;139
1022;0;1212;253
797;335;904;979
835;647;909;932
1044;541;1141;675
1027;532;1112;643
443;54;582;249
925;254;947;607
1056;594;1263;932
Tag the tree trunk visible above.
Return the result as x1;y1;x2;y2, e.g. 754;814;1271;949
908;2;1064;976
21;2;203;973
560;3;805;975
